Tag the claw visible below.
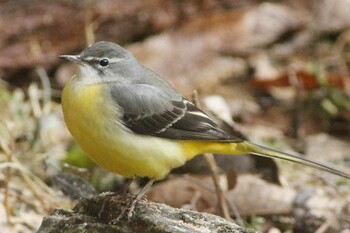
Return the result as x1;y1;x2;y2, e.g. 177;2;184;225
110;179;155;223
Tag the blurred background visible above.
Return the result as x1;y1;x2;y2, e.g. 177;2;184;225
1;0;350;232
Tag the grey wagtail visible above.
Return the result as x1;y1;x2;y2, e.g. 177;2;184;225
60;41;350;200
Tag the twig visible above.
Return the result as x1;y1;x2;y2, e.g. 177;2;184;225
0;161;58;210
191;90;231;220
225;196;244;226
333;29;350;96
314;218;332;233
0;120;15;224
314;172;350;206
203;154;231;220
167;175;246;226
287;66;304;138
35;67;52;115
84;0;95;46
28;66;53;149
28;84;42;119
0;149;11;224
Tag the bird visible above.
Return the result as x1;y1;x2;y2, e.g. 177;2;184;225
60;41;350;217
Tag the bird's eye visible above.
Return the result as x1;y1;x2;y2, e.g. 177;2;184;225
99;58;109;67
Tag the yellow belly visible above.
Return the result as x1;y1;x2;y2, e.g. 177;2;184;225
61;78;188;179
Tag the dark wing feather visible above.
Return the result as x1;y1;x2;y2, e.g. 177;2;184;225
110;83;242;142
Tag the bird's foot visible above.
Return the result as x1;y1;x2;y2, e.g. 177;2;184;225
110;179;155;223
110;197;139;223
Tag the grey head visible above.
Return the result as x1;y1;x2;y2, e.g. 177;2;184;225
60;41;180;96
80;41;132;60
59;41;139;84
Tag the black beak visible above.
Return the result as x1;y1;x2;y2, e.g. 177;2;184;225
59;55;82;63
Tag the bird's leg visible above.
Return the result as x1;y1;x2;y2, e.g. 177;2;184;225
115;179;155;221
98;178;134;219
127;179;155;218
117;178;134;194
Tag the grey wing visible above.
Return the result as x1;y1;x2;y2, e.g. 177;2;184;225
110;83;242;142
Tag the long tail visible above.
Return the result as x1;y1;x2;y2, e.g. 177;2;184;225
236;141;350;179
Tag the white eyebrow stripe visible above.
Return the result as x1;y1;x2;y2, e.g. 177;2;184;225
109;57;123;63
82;57;123;63
83;56;95;61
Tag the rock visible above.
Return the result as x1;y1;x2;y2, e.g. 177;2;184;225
37;193;256;233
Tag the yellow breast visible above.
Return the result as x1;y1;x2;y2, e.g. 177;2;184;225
61;77;188;179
